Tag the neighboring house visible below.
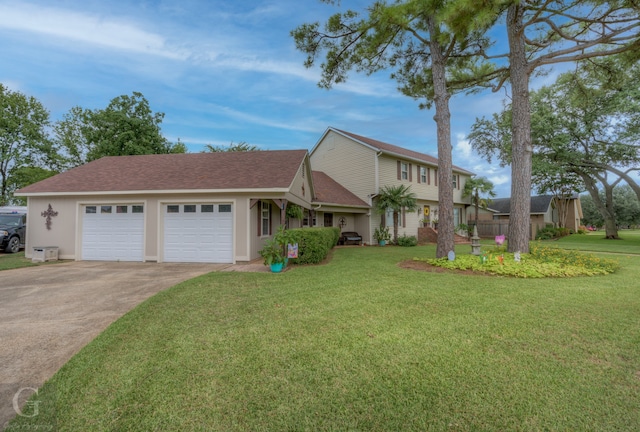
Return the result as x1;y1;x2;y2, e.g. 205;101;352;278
310;127;474;244
470;195;583;238
16;127;475;263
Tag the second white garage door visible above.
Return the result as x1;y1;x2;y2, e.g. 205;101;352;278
163;203;233;263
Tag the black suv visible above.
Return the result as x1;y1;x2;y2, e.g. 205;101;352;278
0;213;26;253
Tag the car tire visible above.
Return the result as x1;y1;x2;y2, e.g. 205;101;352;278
5;236;20;253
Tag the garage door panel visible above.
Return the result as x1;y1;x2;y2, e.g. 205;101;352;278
164;203;233;263
82;204;144;261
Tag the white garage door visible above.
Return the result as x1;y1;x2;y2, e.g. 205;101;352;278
164;203;233;263
82;204;144;261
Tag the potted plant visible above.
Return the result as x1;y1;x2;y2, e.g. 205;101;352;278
373;226;391;246
259;238;285;272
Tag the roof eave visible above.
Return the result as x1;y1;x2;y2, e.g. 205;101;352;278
16;187;292;197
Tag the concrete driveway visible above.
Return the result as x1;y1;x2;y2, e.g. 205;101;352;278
0;260;223;429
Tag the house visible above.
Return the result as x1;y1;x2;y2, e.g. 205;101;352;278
469;195;584;238
309;128;473;244
16;151;314;263
17;127;474;263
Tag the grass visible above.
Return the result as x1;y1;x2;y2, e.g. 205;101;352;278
0;251;64;270
547;230;640;255
9;243;640;431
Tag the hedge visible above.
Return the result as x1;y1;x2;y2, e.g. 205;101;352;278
288;227;340;264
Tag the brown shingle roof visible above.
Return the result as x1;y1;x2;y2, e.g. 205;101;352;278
17;150;308;194
333;128;473;175
312;171;369;207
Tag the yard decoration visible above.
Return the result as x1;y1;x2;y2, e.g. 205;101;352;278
41;204;58;230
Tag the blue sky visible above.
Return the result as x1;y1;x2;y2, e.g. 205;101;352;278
0;0;554;197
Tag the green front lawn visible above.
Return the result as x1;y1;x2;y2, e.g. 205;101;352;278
11;244;640;431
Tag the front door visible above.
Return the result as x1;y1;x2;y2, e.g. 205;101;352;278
324;213;333;227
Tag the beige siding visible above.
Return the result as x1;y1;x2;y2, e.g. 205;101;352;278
310;130;377;203
26;197;80;260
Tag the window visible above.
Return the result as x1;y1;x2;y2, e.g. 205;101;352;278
219;204;232;213
132;205;144;213
167;205;179;213
401;162;409;180
261;201;271;236
184;205;196;213
420;166;427;184
201;204;214;213
116;205;128;214
101;206;112;214
454;208;461;226
453;175;459;189
385;208;394;228
85;206;96;214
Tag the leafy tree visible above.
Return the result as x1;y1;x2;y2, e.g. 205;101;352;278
292;0;496;257
470;56;640;238
56;92;186;166
203;141;258;152
374;184;418;244
457;1;640;250
0;84;58;205
462;176;495;225
581;185;640;229
580;193;604;228
6;166;57;205
613;185;640;228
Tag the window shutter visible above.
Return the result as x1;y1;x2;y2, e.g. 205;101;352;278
402;208;406;228
417;165;421;184
435;170;438;187
427;168;431;185
409;164;413;182
397;161;401;180
269;204;273;236
457;175;460;190
257;201;261;236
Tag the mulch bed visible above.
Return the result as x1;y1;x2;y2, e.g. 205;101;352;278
398;260;480;276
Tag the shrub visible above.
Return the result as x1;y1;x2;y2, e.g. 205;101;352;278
397;234;418;247
288;227;339;264
536;226;572;240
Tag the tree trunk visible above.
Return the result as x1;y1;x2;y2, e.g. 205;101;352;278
393;210;399;244
428;16;454;258
506;4;533;253
581;173;619;239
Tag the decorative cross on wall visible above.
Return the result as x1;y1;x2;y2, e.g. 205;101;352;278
41;204;58;230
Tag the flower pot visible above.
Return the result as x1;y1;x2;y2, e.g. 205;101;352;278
378;240;386;246
270;262;284;273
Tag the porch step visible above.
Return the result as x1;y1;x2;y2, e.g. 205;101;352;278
417;227;471;245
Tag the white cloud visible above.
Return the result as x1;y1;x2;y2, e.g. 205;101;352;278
489;175;510;186
454;134;473;161
0;3;187;59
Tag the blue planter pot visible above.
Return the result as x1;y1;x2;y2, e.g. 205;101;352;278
270;262;284;273
379;240;386;246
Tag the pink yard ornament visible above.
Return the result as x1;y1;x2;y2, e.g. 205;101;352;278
495;235;505;246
